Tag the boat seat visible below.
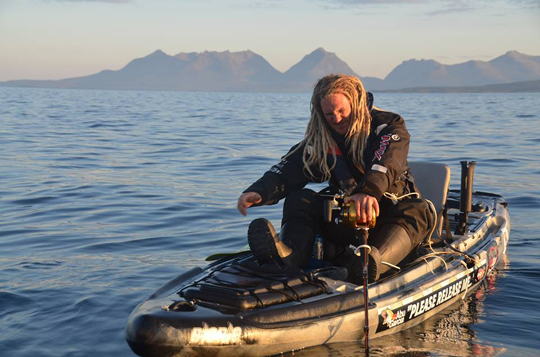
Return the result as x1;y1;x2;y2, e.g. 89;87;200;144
408;161;450;239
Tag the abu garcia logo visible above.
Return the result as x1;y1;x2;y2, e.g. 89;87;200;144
381;308;406;328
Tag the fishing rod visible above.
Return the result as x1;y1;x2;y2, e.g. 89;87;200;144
325;195;376;355
342;202;376;356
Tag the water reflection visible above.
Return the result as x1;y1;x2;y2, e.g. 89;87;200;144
286;256;510;357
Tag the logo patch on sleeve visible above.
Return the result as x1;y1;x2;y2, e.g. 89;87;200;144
374;135;391;161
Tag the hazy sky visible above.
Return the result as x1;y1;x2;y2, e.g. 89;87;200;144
1;0;539;81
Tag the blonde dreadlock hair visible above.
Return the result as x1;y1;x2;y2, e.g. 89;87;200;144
297;74;372;180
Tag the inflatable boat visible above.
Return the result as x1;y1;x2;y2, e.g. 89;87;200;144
125;161;510;356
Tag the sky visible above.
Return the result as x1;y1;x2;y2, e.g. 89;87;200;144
0;0;539;81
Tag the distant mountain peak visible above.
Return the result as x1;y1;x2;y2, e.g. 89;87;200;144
149;49;167;56
139;49;175;62
284;47;358;81
306;47;337;59
383;49;540;89
312;47;328;54
2;49;539;92
501;50;540;61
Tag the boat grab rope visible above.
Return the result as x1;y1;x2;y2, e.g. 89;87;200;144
421;197;479;263
406;196;480;287
349;244;371;256
381;261;401;271
383;191;420;205
444;243;478;263
421;253;449;275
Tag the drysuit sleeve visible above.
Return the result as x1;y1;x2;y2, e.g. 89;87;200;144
243;143;313;205
352;110;410;201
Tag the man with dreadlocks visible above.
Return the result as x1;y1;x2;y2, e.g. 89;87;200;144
237;74;433;282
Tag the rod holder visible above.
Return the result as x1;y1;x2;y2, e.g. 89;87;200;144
455;161;476;235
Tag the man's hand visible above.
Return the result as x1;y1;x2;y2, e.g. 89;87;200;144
344;193;379;224
237;192;262;216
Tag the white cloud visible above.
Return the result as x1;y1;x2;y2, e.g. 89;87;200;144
317;0;539;16
320;0;540;8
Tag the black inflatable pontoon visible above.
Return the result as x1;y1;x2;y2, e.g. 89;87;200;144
126;162;510;356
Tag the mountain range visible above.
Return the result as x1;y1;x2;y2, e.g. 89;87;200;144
2;48;540;92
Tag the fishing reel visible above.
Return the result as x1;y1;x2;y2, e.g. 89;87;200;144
324;194;376;229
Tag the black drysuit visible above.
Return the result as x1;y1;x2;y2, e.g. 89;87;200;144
245;108;434;275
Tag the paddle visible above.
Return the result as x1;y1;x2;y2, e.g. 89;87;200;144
205;244;250;261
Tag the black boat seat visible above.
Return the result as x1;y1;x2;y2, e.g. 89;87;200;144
408;161;451;239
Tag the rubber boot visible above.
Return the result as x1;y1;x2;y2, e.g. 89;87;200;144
347;224;412;283
278;221;315;267
248;218;292;266
369;224;412;281
345;249;379;284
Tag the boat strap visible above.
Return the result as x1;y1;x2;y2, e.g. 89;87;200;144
179;260;331;310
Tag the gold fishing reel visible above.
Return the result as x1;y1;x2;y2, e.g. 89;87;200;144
324;194;377;229
342;201;377;229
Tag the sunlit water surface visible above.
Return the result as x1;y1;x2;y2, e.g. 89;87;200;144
1;87;539;356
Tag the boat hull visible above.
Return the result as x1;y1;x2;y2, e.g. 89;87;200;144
126;192;510;356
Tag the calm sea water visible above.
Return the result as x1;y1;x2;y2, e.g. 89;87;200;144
1;87;539;357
